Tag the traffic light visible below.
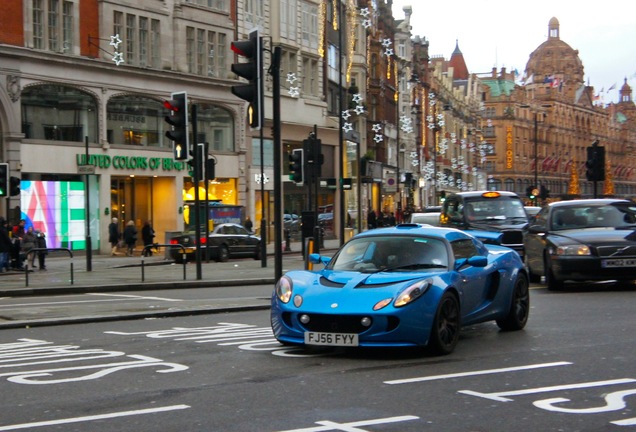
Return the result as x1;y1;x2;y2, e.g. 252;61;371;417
526;185;538;200
9;176;20;196
0;163;8;197
539;185;549;200
303;136;324;182
205;157;216;181
288;149;304;185
585;142;605;181
164;92;189;160
231;29;263;130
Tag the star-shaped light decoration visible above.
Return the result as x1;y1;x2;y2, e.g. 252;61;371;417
286;72;298;84
381;38;392;48
371;123;382;133
112;52;124;66
373;133;384;143
342;122;353;133
359;7;370;17
341;110;351;120
410;151;418;159
352;93;363;104
384;48;394;57
411;159;419;167
354;104;365;115
109;34;122;49
362;18;372;28
255;173;270;184
288;87;300;98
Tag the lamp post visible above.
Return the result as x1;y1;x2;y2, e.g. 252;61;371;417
521;104;551;205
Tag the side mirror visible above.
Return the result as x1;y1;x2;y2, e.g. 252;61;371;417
528;224;547;234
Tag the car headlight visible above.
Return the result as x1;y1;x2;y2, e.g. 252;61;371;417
394;280;431;308
554;245;591;256
275;275;293;303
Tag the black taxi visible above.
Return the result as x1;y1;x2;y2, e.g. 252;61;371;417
439;191;529;257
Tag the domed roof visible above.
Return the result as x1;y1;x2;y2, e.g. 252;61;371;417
525;17;584;85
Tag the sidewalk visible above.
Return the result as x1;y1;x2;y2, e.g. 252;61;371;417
0;238;342;297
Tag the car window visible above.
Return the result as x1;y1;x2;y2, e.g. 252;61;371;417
451;239;479;259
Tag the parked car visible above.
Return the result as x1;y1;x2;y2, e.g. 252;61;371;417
284;214;301;234
440;191;529;258
524;206;542;218
169;223;261;263
271;224;529;355
524;199;636;290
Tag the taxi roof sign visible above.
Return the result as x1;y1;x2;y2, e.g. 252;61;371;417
481;191;501;199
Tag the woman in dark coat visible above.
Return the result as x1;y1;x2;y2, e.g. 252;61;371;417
108;217;120;256
123;220;137;257
141;221;156;257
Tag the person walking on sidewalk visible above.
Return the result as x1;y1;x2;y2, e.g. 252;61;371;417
141;220;156;257
35;230;47;270
123;220;137;257
108;217;120;256
0;218;12;273
22;226;38;267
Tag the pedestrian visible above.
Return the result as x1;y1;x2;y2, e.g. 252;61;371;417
244;216;253;232
367;210;377;229
141;220;156;257
0;218;12;273
123;220;137;257
108;217;120;256
22;226;38;267
11;219;26;269
35;230;47;270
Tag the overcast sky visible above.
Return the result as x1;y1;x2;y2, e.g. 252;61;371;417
390;0;636;104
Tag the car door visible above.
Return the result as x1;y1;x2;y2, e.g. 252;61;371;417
451;238;498;323
524;207;550;275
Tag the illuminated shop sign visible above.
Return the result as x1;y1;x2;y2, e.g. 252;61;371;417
506;126;513;170
76;154;187;172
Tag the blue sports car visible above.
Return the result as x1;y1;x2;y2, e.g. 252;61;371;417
271;224;529;355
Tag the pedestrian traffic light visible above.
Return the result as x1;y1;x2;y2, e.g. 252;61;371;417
0;163;8;197
526;185;538;200
231;29;263;130
9;176;20;196
288;148;304;185
164;92;189;161
585;141;605;182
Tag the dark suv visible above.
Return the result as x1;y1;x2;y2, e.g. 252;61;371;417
440;191;529;258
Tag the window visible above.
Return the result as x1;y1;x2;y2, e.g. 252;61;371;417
21;85;97;143
302;56;319;96
184;0;227;11
106;95;168;147
301;1;318;50
327;44;339;82
113;11;160;68
280;0;297;40
31;0;75;53
280;49;298;83
195;104;235;153
245;0;265;28
187;27;228;77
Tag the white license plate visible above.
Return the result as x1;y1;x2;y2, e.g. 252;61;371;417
602;259;636;268
304;332;359;346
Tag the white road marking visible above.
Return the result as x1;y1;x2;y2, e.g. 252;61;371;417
277;415;419;431
0;405;190;430
459;378;636;402
384;361;572;385
92;293;183;302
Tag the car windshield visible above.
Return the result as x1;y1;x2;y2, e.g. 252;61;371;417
464;198;527;224
328;235;448;272
551;203;636;231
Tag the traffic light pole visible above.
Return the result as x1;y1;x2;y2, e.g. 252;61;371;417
191;104;202;280
271;46;283;282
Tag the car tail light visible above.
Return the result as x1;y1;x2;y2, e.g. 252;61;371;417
169;239;179;245
199;237;207;244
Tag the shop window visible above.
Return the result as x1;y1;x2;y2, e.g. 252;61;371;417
21;84;97;142
106;95;168;147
